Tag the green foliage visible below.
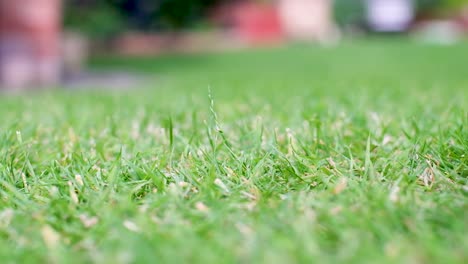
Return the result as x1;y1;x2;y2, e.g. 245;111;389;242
440;0;467;11
334;0;365;27
64;1;124;37
64;0;222;36
334;0;466;29
153;0;220;29
64;0;467;36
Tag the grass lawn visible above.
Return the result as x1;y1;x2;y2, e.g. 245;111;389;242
0;40;466;263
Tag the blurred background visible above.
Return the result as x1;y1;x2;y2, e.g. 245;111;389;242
0;0;467;90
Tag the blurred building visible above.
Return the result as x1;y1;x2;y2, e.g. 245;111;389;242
0;0;61;90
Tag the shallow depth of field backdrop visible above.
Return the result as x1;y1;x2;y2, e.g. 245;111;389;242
0;1;467;263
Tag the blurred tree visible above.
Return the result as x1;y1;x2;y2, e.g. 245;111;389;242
414;0;467;16
438;0;467;11
333;0;465;30
64;0;223;36
64;0;466;36
64;0;124;37
109;0;160;30
334;0;365;28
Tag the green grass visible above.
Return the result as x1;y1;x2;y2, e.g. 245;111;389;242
0;40;467;263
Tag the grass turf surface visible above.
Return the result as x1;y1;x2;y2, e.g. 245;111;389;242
0;40;467;263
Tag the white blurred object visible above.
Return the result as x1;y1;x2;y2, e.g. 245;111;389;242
367;0;414;32
413;20;464;45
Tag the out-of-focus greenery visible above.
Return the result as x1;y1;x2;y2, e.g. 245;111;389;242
416;0;467;13
333;0;365;28
65;0;467;36
64;0;221;36
334;0;466;28
441;0;467;10
64;1;124;37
